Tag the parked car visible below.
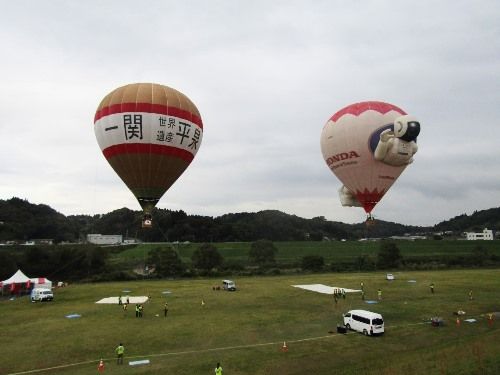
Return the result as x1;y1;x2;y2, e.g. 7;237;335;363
222;280;236;291
386;273;395;280
31;288;54;302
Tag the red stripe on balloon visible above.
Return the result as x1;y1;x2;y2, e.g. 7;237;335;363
330;101;406;122
94;103;203;129
355;188;386;214
102;143;194;163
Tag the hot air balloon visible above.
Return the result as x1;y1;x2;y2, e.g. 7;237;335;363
320;101;420;222
94;83;203;227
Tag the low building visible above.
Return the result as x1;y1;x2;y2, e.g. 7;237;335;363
87;234;123;245
465;228;494;240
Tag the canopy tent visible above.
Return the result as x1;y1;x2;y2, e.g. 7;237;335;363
32;277;52;289
2;269;31;285
1;269;52;295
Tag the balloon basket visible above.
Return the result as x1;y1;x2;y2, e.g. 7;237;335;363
365;215;376;227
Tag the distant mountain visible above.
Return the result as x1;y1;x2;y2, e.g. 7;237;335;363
0;197;498;243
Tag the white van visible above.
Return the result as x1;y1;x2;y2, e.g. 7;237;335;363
31;288;54;302
222;280;236;291
343;309;384;336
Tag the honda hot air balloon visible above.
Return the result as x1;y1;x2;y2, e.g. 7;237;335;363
320;101;420;223
94;83;203;228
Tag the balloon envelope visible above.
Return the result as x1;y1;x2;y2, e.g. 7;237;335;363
94;83;203;214
320;101;412;213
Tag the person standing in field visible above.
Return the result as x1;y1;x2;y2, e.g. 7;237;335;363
468;290;473;300
430;283;435;294
215;362;223;375
115;343;125;365
377;289;382;300
487;313;494;327
164;302;169;318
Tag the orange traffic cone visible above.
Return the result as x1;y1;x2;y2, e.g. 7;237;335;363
281;341;288;352
97;359;105;372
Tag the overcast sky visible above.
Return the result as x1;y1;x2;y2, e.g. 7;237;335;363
1;1;499;227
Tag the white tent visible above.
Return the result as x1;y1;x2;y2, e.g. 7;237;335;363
2;269;31;285
1;269;52;290
30;277;52;289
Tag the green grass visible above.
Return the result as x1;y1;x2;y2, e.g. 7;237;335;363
1;268;499;374
110;240;500;267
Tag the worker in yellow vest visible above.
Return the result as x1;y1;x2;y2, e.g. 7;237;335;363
115;343;125;365
215;362;223;375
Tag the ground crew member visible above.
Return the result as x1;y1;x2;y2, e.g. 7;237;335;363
360;281;364;291
115;343;125;365
430;283;435;294
342;289;346;300
97;359;105;372
361;290;365;300
215;362;223;375
487;313;494;327
118;295;122;305
135;304;139;318
164;302;168;318
468;290;473;300
377;289;382;300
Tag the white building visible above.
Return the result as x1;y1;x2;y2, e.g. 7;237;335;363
87;234;123;245
465;228;493;241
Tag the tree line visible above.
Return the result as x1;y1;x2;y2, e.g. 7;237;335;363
3;198;500;244
3;240;498;283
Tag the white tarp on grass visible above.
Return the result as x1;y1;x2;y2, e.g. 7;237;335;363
292;284;362;294
95;296;149;304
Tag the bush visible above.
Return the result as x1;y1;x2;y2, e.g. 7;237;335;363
301;255;325;272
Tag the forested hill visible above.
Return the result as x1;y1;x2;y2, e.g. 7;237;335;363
433;207;500;232
0;197;499;243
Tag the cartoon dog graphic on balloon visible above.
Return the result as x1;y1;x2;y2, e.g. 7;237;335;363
373;115;420;166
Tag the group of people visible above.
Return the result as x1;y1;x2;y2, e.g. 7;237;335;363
117;295;130;305
135;303;145;317
332;288;346;304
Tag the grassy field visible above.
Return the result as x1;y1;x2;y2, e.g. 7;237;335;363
110;240;500;268
1;268;499;374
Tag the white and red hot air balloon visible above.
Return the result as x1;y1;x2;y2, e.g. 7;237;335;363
94;83;203;228
320;101;420;221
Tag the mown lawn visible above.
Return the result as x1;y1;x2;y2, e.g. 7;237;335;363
1;268;499;375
